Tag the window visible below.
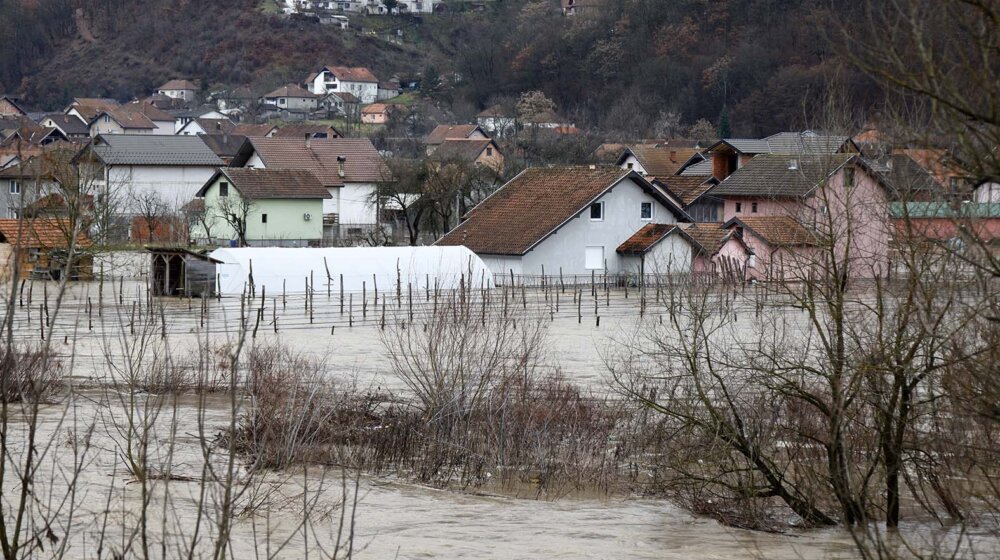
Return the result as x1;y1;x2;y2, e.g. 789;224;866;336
9;180;19;195
627;162;634;170
7;207;17;219
261;214;268;224
278;98;286;106
585;246;605;270
219;182;229;197
640;202;653;220
844;167;855;188
735;202;742;213
751;202;758;213
486;147;493;156
589;202;604;221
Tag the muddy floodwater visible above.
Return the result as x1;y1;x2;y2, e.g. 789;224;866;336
4;274;997;558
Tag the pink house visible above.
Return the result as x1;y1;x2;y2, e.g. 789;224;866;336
709;154;891;281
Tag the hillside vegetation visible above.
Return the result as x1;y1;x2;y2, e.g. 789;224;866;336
1;0;880;137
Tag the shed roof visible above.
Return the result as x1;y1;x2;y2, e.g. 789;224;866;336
89;134;224;166
436;166;688;256
197;168;331;199
616;223;679;255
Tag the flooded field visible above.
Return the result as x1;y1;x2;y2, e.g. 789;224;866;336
2;271;997;558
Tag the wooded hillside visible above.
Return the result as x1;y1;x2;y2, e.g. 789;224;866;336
1;0;882;137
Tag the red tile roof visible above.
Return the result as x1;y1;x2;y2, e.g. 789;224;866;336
725;216;817;246
199;168;331;200
621;144;700;178
273;124;340;138
159;79;198;91
263;84;317;99
0;219;91;249
425;124;484;145
232;124;277;137
657;176;716;206
327;66;378;83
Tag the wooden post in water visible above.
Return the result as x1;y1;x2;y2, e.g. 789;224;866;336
577;288;582;324
408;282;413;322
349;293;353;327
373;274;378;308
363;281;368;319
339;274;344;314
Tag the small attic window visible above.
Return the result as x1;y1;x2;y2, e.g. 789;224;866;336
219;182;229;197
589;202;604;221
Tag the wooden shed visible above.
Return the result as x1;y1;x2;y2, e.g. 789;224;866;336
147;247;221;298
0;219;93;281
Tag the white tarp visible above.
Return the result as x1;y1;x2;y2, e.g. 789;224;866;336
208;246;494;295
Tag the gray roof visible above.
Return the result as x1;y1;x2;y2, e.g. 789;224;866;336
880;154;942;195
710;154;854;197
712;132;854;156
680;159;714;176
90;134;224;166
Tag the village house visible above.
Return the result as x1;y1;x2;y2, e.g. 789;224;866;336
65;98;120;126
0;218;92;281
272;123;341;139
436;166;692;277
39;114;91;139
193;168;331;246
232;123;279;138
157;79;199;103
0;96;27;117
321;91;361;117
229;137;391;237
561;0;605;15
80;134;224;215
169;109;229;134
0;157;61;219
705;131;859;182
890;201;1000;246
708;153;891;280
361;103;391;124
177;117;237;136
89;107;158;137
428;138;504;173
657;175;722;222
424;124;488;155
377;80;402;101
305;66;379;104
261;84;319;113
616;144;701;179
475;105;517;137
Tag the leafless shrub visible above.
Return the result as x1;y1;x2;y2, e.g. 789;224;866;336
0;345;63;403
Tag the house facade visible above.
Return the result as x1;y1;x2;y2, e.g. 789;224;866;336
305;66;379;104
361;103;390;124
158;80;199;103
229;137;390;231
84;134;224;214
194;168;330;245
436;166;692;277
262;84;319;112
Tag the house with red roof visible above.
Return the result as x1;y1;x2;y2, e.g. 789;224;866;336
304;66;380;103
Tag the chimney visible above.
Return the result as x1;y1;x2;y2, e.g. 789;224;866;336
305;133;312;149
215;122;221;131
670;150;677;163
337;156;346;178
788;159;799;170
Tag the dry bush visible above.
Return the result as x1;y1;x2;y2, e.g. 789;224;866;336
0;345;63;403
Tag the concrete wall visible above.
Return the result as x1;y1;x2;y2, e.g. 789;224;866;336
270;96;318;111
339;183;376;224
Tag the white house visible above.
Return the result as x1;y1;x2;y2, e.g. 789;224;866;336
169;109;229;134
157;80;199;103
229;137;391;230
436;166;693;277
304;66;379;104
176;117;236;136
82;134;224;213
89;109;157;137
261;84;319;112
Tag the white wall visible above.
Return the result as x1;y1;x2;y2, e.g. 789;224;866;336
340;183;376;224
108;165;219;212
508;177;679;277
619;154;646;175
974;182;1000;203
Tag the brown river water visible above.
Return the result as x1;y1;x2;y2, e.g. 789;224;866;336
3;276;997;558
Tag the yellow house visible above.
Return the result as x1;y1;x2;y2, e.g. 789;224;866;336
194;168;331;246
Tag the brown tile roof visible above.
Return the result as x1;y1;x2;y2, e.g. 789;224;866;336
232;137;390;186
429;138;496;163
69;99;120;123
104;107;156;129
683;223;731;255
263;84;317;99
622;144;700;178
327;66;378;83
725;216;817;246
361;103;389;115
159;79;198;91
657;176;717;206
0;219;90;249
437;166;651;256
616;223;679;254
273;124;340;138
199;168;331;200
710;154;854;198
232;124;277;137
124;102;174;122
425;124;484;145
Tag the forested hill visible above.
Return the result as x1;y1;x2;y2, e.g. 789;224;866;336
0;0;881;137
